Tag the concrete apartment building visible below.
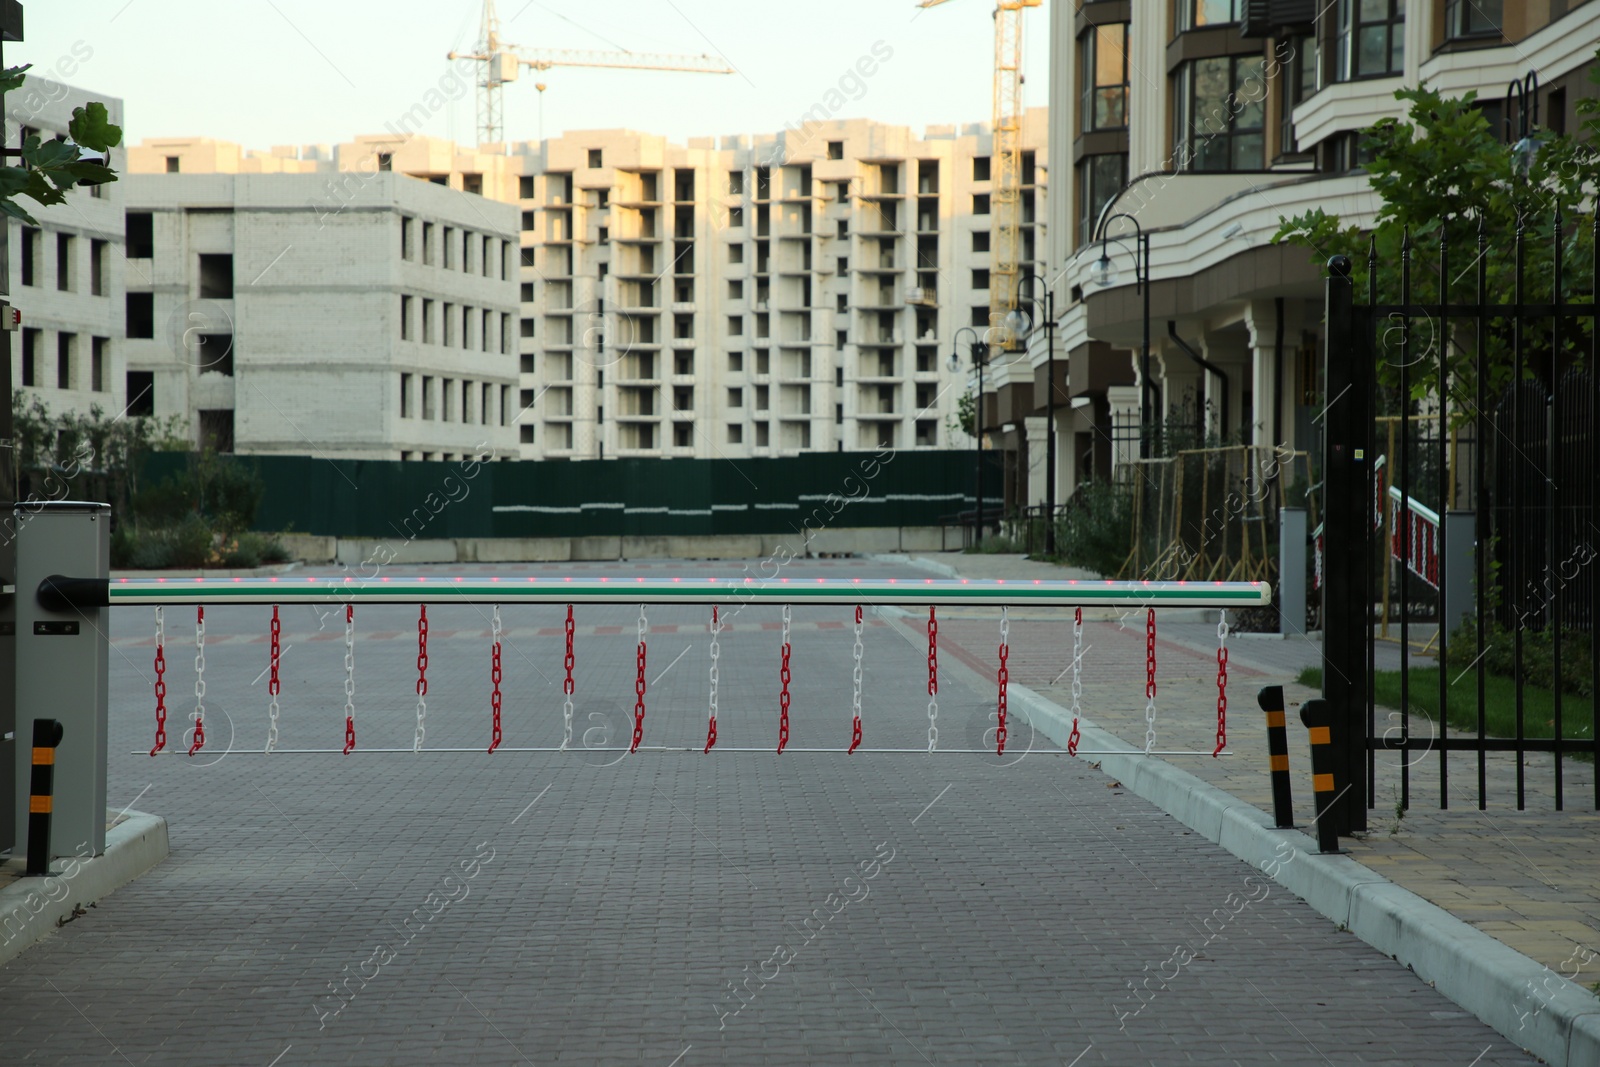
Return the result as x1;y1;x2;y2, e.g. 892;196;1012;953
123;139;521;460
1037;0;1600;509
5;75;126;430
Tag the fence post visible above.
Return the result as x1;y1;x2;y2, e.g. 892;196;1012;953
1278;506;1307;636
1258;685;1295;828
1320;256;1372;834
1299;699;1344;854
1443;510;1475;639
26;719;64;876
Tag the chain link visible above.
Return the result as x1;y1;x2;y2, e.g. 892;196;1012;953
414;606;429;753
995;607;1010;755
777;604;792;753
1144;607;1157;755
926;606;939;753
488;605;504;753
631;605;647;753
1214;608;1230;757
848;605;863;753
265;605;281;754
188;606;206;756
343;603;356;754
704;606;720;753
150;608;167;756
1067;607;1083;756
561;605;575;751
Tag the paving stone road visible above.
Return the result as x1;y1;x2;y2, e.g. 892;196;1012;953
0;559;1539;1065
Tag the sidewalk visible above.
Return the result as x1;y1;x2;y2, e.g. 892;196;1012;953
904;550;1600;1065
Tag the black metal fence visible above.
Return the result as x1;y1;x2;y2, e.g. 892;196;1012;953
1320;214;1600;823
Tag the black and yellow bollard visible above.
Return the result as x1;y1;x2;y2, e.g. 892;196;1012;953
1258;686;1294;829
26;719;65;877
1299;699;1342;854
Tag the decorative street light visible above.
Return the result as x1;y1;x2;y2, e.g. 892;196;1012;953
948;325;989;544
1005;271;1058;556
1090;212;1152;458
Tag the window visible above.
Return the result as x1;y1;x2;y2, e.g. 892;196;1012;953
520;175;535;199
729;315;744;337
401;373;415;417
598;226;609;245
1445;0;1499;38
21;328;40;386
973;194;990;215
756;385;769;411
971;268;990;290
521;282;535;302
728;352;743;372
443;303;455;347
57;333;75;389
521;247;537;268
56;233;73;290
827;141;844;160
198;253;233;298
126;293;155;338
728;387;743;407
1079;23;1129;131
377;152;393;171
482;236;493;277
401;295;414;340
521;317;536;338
127;212;154;258
973;157;991;182
20;227;38;286
422;299;435;343
463;174;482;196
729;207;744;227
443;227;456;269
728;171;744;195
126;371;155;416
502;313;512;353
588;149;603;168
1336;0;1403;80
422;376;436;420
972;231;990;253
422;222;435;265
1174;56;1269;171
1077;154;1126;246
196;334;233;375
165;156;180;173
727;424;743;443
1179;0;1243;29
92;337;108;392
521;210;537;231
199;410;233;453
91;240;108;296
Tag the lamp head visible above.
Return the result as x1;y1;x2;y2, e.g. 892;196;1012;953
1089;251;1117;288
1003;308;1029;338
948;351;962;373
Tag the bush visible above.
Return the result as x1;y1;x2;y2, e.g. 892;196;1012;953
1054;481;1134;578
237;531;291;564
1443;618;1595;699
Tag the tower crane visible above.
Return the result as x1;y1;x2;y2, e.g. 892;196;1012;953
916;0;1041;347
449;0;736;147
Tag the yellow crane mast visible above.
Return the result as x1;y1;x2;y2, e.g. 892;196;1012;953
450;0;735;147
916;0;1040;347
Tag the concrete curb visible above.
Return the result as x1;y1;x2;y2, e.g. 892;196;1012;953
1010;682;1593;1067
0;812;169;969
866;553;962;579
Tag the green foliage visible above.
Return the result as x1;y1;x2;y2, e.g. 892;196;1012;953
1442;618;1594;699
1054;480;1134;577
1273;64;1600;416
0;66;122;224
12;392;188;515
947;390;977;440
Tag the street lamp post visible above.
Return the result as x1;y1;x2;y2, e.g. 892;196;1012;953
1089;213;1151;458
1005;272;1057;556
949;326;988;544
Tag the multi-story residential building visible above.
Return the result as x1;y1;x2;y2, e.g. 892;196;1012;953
124;139;521;460
1043;0;1600;505
5;76;126;428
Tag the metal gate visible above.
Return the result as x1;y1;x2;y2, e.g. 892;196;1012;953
1320;214;1599;827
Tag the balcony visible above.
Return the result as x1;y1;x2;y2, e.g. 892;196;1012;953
907;286;937;307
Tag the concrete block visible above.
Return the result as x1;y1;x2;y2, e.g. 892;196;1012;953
467;538;573;563
337;538;457;566
570;537;623;561
898;526;954;552
279;532;337;563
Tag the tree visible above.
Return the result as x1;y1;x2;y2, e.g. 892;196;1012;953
0;64;122;223
1273;60;1600;414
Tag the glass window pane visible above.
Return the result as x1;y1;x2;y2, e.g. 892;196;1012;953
1469;0;1502;32
1357;26;1386;75
1095;26;1123;85
1193;58;1230;135
1233;59;1268;129
1359;0;1387;19
1095;88;1127;128
1388;28;1403;73
1196;135;1229;172
1231;133;1264;170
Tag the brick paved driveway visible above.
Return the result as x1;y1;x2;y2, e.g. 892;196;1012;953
0;560;1536;1065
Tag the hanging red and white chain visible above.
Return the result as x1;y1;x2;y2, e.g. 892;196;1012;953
188;606;206;756
149;607;167;757
1213;608;1230;757
777;604;792;753
631;605;647;753
265;605;282;753
488;605;503;753
342;604;356;754
561;605;575;751
995;607;1010;755
1067;607;1083;756
1143;607;1157;755
413;606;429;753
926;606;939;753
848;605;863;754
704;605;720;753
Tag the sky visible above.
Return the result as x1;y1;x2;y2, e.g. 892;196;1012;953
18;0;1052;151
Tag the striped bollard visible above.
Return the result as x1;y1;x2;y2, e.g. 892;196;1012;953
1258;686;1295;829
1299;698;1342;854
26;719;65;877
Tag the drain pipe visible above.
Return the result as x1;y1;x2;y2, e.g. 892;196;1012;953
1167;321;1229;439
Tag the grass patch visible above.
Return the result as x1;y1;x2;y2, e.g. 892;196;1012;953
1296;666;1594;743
